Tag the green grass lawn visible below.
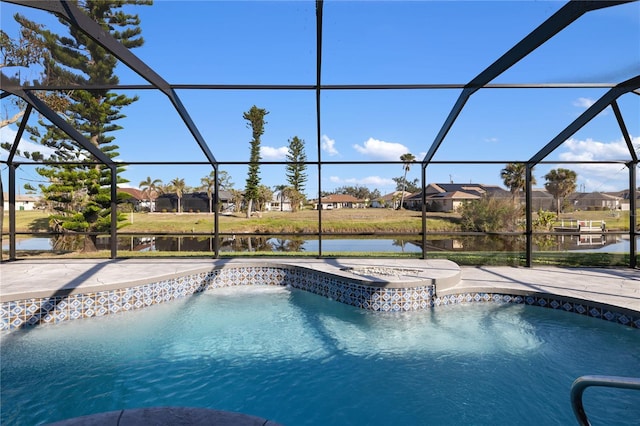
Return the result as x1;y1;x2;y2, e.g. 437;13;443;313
3;209;459;234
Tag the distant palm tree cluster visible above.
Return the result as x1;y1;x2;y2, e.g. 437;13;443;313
501;163;577;215
133;158;581;216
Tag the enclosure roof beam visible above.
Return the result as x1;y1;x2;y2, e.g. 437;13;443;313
6;104;32;165
421;0;636;165
3;0;218;168
529;75;640;166
611;100;638;163
1;73;115;166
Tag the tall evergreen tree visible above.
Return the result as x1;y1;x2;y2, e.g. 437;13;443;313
285;136;307;193
0;19;49;129
243;105;268;218
19;1;151;251
1;19;50;248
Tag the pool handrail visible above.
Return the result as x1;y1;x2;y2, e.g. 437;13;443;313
570;375;640;426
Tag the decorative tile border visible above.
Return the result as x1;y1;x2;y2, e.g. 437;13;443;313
434;292;640;329
1;266;637;332
0;266;434;332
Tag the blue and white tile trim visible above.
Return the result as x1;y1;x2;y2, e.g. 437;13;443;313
434;292;640;328
2;265;638;332
0;266;435;332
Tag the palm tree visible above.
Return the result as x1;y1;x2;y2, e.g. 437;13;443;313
398;153;415;209
392;192;401;209
200;172;216;213
544;168;577;215
500;163;536;203
156;183;171;196
273;184;287;211
256;185;273;212
139;176;162;212
277;185;304;212
169;177;186;213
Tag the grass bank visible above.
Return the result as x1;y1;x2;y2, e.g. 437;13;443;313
3;209;460;234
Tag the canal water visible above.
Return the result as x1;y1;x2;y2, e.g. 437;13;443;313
3;235;637;254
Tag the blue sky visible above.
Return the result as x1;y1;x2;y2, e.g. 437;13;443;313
1;0;639;198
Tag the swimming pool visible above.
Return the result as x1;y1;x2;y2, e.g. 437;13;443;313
2;285;639;425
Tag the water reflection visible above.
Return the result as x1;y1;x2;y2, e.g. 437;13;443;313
152;236;421;253
3;234;635;254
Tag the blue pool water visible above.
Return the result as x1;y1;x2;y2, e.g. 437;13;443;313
2;286;639;425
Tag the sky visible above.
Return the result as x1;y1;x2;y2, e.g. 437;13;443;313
1;0;639;198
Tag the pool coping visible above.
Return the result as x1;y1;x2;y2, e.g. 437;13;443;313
1;259;639;330
0;258;462;302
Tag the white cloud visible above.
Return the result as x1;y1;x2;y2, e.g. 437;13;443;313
321;134;339;156
572;97;596;109
559;137;636;161
352;137;409;160
484;137;499;143
329;175;395;187
260;145;289;160
555;136;639;191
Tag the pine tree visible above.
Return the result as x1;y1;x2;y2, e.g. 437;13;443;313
20;1;151;251
243;105;269;218
285;136;307;194
1;19;50;244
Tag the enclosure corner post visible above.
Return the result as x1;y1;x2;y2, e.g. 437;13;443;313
421;164;427;260
629;162;637;268
213;167;219;259
110;165;118;259
9;164;18;261
525;164;533;267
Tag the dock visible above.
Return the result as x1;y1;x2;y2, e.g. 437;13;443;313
554;219;606;233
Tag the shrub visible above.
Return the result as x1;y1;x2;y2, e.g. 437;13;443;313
533;209;556;231
458;196;523;232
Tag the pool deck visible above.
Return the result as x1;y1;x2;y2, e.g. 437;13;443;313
1;258;638;314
